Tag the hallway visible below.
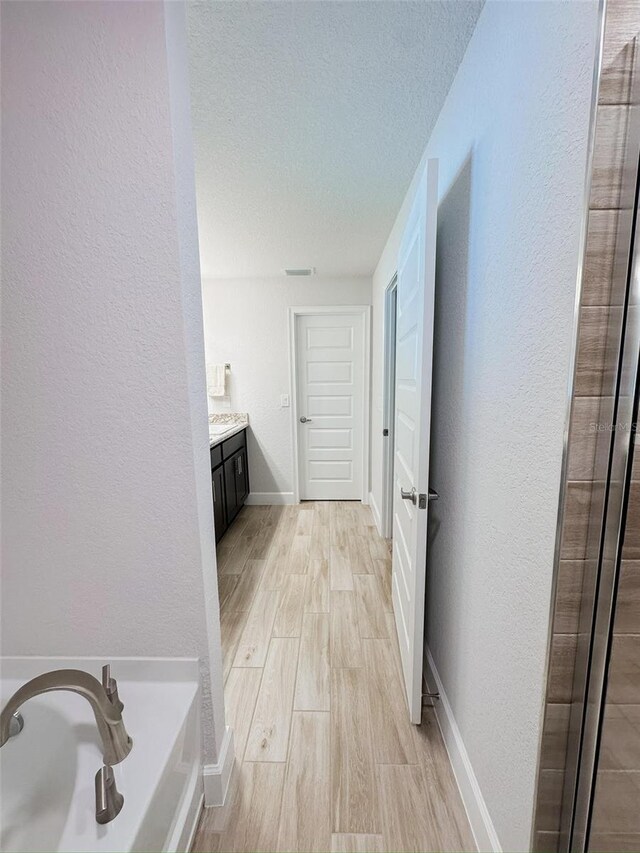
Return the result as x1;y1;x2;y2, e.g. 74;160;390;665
192;502;475;853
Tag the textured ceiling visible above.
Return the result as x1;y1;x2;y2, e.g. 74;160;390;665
187;1;483;279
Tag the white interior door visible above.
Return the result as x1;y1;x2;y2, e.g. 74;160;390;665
295;310;366;500
392;159;438;724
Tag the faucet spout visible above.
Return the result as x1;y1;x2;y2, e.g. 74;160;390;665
0;669;133;765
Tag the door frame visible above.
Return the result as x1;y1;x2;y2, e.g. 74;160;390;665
288;305;371;505
381;275;398;539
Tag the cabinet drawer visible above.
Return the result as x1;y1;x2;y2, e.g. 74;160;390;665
210;444;223;469
221;429;246;460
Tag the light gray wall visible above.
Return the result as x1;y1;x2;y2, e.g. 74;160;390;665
202;276;372;499
370;1;598;848
1;0;225;766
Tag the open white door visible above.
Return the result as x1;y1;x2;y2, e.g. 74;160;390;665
391;159;438;724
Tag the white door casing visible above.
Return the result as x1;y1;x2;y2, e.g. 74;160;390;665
392;159;438;724
290;307;370;502
382;278;398;539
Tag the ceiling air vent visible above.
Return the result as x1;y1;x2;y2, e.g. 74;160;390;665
284;267;316;277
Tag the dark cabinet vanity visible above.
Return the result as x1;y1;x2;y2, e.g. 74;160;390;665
210;428;249;542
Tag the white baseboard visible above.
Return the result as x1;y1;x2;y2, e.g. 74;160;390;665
425;648;502;853
203;726;235;806
368;490;383;536
246;491;295;505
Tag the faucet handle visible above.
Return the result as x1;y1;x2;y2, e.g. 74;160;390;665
8;712;24;739
95;764;124;824
102;665;124;714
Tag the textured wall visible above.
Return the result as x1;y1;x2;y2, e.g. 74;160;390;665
370;1;598;849
202;277;372;499
1;1;225;765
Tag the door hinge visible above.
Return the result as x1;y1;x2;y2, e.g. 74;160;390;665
383;428;389;437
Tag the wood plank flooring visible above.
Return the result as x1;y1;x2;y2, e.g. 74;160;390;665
192;502;476;853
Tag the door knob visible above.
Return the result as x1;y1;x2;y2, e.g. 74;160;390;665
299;416;312;423
400;486;417;505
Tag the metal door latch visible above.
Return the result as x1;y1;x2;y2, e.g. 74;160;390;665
418;488;439;509
403;488;439;508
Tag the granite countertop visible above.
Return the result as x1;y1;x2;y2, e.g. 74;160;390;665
208;413;249;448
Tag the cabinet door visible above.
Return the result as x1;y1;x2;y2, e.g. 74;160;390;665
224;456;239;523
212;465;226;543
235;448;249;507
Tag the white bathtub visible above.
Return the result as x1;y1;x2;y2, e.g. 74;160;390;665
0;657;203;853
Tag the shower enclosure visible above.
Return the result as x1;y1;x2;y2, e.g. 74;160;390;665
533;1;640;850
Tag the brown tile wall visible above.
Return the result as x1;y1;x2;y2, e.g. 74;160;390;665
589;460;640;848
534;2;640;849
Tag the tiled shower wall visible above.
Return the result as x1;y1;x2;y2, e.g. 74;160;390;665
588;451;640;848
534;0;640;851
534;2;640;850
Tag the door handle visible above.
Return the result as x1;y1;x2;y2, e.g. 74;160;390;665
299;416;312;423
428;488;439;501
400;486;417;505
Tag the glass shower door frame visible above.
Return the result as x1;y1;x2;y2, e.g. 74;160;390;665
570;149;640;850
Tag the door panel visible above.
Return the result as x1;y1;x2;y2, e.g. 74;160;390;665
308;427;352;449
307;395;352;417
391;159;438;724
295;311;366;500
235;448;249;505
307;361;352;383
308;460;352;480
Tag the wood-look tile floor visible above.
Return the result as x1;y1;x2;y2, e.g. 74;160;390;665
192;502;476;853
